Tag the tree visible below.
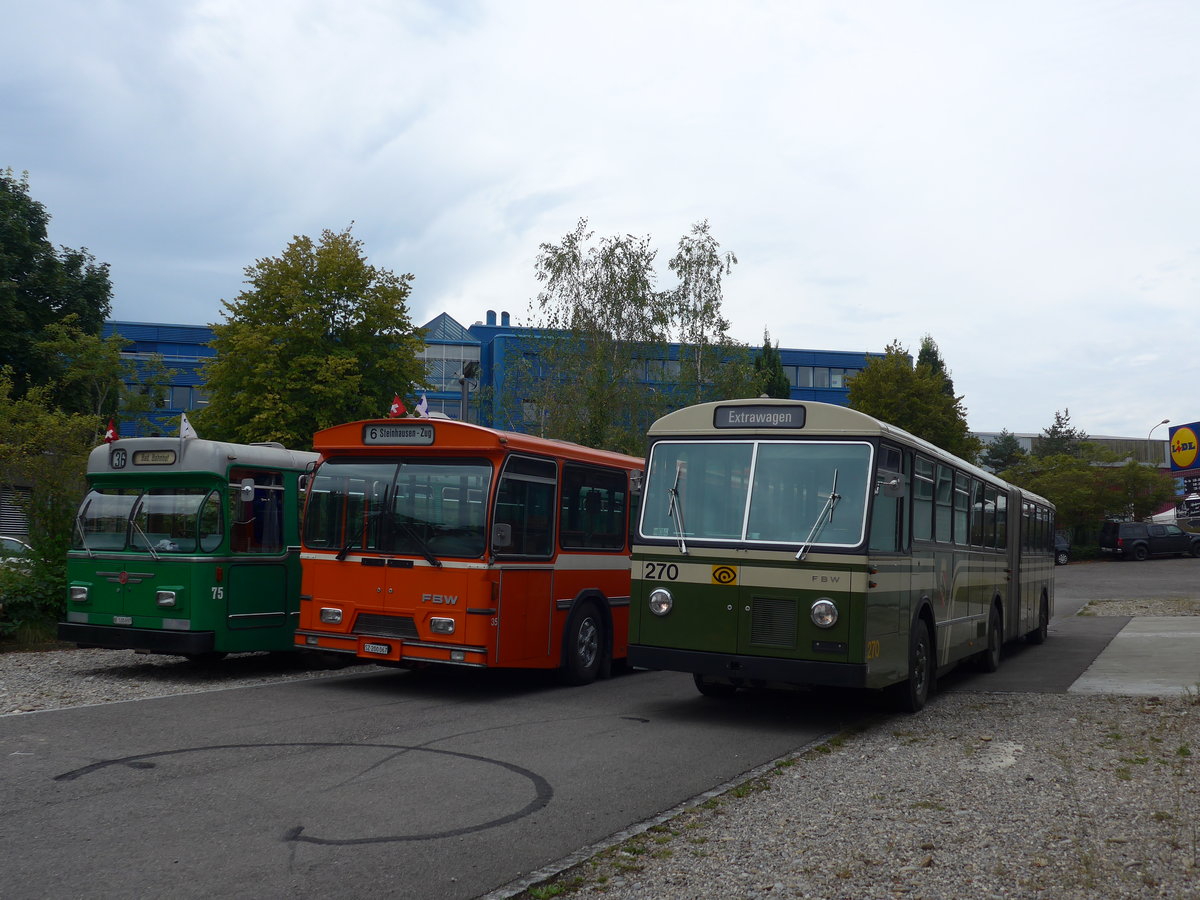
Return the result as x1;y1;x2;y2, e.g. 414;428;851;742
1000;453;1109;532
519;219;755;454
193;227;426;448
847;340;982;461
1033;409;1088;458
35;315;174;442
0;367;93;637
754;331;791;399
979;428;1026;472
1002;443;1176;529
0;169;112;396
666;220;753;403
916;334;955;397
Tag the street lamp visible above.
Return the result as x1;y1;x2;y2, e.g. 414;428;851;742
1148;418;1170;441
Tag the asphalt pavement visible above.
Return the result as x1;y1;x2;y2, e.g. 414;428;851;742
1054;558;1200;697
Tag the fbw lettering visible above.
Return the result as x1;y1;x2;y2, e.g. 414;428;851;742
421;593;458;605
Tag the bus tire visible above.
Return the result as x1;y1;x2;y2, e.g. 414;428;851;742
892;617;933;713
561;601;603;685
980;606;1002;672
1027;595;1049;645
693;673;738;698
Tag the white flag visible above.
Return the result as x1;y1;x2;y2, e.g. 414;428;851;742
180;412;199;440
416;394;429;417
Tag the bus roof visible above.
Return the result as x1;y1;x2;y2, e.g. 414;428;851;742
647;399;1052;508
88;437;319;476
313;418;643;470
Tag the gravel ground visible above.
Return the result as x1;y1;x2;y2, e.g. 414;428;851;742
3;599;1199;899
0;646;365;716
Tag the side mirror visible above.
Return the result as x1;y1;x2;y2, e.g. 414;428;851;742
492;523;512;550
877;473;907;498
240;478;255;501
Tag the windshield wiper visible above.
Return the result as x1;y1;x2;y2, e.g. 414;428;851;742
335;536;359;561
667;461;689;556
396;518;443;567
796;469;840;561
72;505;95;559
128;502;160;560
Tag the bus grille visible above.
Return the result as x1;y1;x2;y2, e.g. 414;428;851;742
750;597;797;648
353;613;419;640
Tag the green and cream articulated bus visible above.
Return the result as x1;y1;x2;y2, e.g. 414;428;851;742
59;437;318;660
627;400;1055;712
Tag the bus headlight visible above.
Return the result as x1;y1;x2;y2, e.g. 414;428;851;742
70;586;89;604
810;598;838;628
156;590;177;607
648;588;674;616
320;608;343;624
430;617;455;634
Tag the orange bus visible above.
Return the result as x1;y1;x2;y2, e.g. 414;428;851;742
295;417;643;683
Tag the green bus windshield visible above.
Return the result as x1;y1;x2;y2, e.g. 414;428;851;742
639;440;873;548
74;486;224;553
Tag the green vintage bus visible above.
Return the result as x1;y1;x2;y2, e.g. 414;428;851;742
628;399;1055;712
59;437;318;660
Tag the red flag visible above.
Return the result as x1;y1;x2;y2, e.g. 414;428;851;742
388;394;406;418
103;419;118;443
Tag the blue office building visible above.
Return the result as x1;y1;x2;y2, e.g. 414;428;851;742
105;312;885;437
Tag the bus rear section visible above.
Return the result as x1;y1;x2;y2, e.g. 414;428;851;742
60;437;317;659
294;418;642;684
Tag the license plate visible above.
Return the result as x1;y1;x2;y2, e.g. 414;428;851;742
362;642;391;655
114;616;133;626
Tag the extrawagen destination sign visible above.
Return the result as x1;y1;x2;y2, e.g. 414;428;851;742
713;405;806;429
363;423;436;446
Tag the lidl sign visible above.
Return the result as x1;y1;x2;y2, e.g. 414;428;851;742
1170;424;1199;471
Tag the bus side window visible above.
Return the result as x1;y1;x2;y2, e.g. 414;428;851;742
560;464;628;551
495;456;556;558
869;446;907;553
230;468;285;553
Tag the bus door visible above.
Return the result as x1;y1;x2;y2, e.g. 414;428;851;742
226;470;290;631
492;455;557;666
496;566;554;664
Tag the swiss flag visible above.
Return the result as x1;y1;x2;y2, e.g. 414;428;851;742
103;419;118;443
388;394;406;418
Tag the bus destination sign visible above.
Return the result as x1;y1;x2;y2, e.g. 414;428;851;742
131;449;178;466
363;423;436;446
713;405;805;429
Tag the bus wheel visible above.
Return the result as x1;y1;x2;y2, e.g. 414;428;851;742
980;607;1002;673
1027;596;1049;645
892;618;932;713
561;602;603;685
693;673;737;698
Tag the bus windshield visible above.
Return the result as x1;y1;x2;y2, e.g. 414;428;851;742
639;440;873;548
74;487;224;553
304;458;492;558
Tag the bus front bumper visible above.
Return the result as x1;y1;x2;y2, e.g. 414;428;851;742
57;622;215;655
628;644;868;689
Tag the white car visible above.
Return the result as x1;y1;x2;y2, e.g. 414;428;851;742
0;536;33;573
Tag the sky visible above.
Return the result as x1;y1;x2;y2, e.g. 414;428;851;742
4;0;1198;439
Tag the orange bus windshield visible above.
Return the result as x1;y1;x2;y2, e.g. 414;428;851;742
303;457;491;559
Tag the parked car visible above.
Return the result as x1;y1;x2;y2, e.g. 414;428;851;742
1098;521;1200;560
1053;531;1071;566
0;535;33;573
